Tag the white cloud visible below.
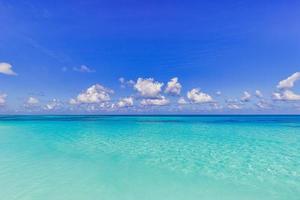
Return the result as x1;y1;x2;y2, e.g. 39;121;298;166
272;92;282;100
227;103;242;110
277;72;300;89
86;102;112;111
273;90;300;101
241;91;251;102
118;77;135;88
27;97;39;105
256;100;270;109
273;72;300;102
0;62;17;76
70;84;113;104
134;78;164;98
45;99;61;110
178;97;187;105
119;77;126;88
117;97;134;108
226;99;243;110
69;98;77;105
216;91;222;96
187;88;213;103
165;77;182;95
0;94;7;105
210;102;223;110
141;96;169;106
255;90;263;98
119;77;125;84
86;105;97;112
73;65;95;73
127;80;135;85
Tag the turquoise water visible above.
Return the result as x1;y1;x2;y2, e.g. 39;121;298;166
0;116;300;200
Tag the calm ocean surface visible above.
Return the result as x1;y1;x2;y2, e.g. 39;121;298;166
0;115;299;200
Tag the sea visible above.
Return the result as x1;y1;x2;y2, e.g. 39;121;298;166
0;115;299;200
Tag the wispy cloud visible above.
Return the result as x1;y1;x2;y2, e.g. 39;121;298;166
73;65;95;73
141;96;169;106
22;36;71;64
0;94;7;105
26;97;39;105
255;90;263;98
61;65;96;73
241;91;251;102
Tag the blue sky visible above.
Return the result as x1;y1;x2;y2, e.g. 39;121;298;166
0;0;300;114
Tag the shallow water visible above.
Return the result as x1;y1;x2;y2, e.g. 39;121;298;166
0;115;300;200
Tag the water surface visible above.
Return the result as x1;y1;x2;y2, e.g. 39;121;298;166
0;115;299;200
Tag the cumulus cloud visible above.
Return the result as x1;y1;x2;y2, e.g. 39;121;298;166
165;77;182;95
178;97;187;105
187;88;213;103
27;97;39;105
117;97;134;108
141;96;169;106
255;90;263;98
70;84;113;104
73;65;95;73
134;78;164;98
277;72;300;89
216;91;222;96
241;91;251;102
272;90;300;101
0;62;17;76
0;94;7;105
273;72;300;102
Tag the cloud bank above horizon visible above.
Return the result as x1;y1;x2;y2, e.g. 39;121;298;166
1;67;300;114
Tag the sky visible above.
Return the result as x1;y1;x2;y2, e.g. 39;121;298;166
0;0;300;114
